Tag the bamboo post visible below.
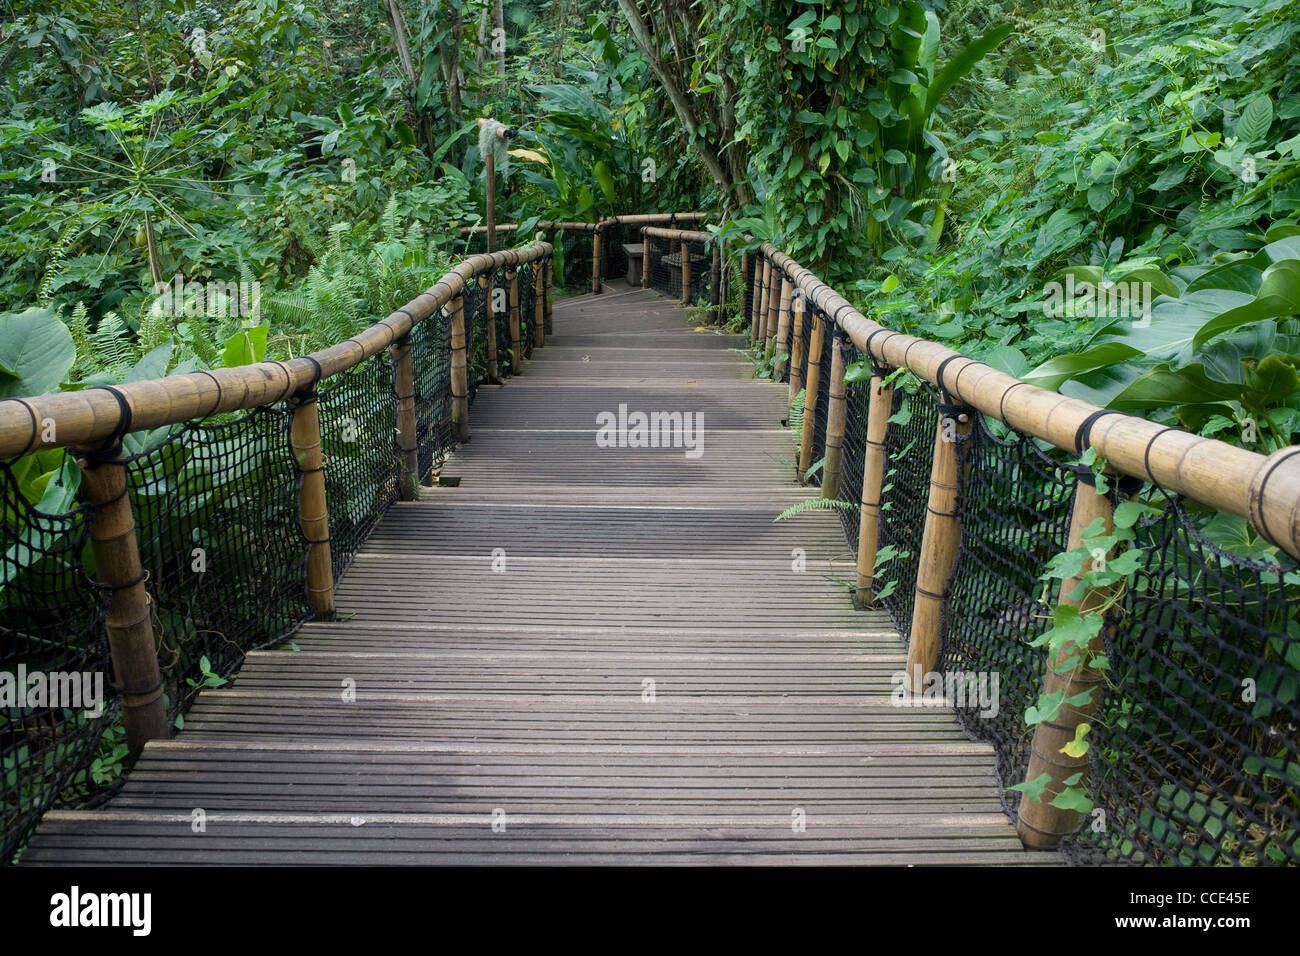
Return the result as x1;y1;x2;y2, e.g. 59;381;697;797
390;334;418;500
1017;484;1118;849
533;263;545;349
592;228;603;295
482;273;500;382
904;398;974;691
741;252;751;328
764;264;781;355
854;370;895;607
772;276;793;376
78;448;168;757
450;293;470;442
710;242;722;325
821;328;848;500
289;387;335;619
485;153;496;255
680;240;691;306
788;293;806;406
508;267;521;374
798;312;825;479
752;258;770;347
642;233;651;289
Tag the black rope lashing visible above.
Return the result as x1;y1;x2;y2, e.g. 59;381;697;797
74;386;135;464
13;397;40;455
1247;447;1300;549
1074;408;1127;454
998;381;1029;426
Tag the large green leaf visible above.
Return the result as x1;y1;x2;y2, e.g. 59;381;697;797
1108;363;1243;412
923;24;1013;119
0;308;75;399
1192;260;1300;350
1023;342;1144;391
221;325;269;368
1236;95;1273;146
0;454;81;592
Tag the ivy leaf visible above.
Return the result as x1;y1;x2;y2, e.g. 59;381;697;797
1008;772;1051;802
1049;787;1094;813
1060;722;1092;758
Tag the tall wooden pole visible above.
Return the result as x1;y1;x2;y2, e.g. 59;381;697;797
592;228;603;295
904;400;973;691
1017;483;1118;848
798;313;825;479
78;448;168;757
485;148;496;255
680;240;691;306
642;233;651;289
390;334;418;499
289;388;335;619
450;293;470;442
854;371;894;607
508;268;521;374
821;329;848;499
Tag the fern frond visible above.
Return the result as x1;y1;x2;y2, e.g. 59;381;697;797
774;497;861;522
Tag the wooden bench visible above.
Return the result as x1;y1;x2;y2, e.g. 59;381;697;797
622;243;644;286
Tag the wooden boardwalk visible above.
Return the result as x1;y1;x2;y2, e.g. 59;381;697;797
25;286;1046;865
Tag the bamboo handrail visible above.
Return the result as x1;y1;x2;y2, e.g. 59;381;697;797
759;243;1300;559
0;243;553;458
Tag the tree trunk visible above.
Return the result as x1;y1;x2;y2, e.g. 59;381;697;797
616;0;752;211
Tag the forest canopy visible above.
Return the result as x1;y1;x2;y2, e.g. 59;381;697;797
0;0;1297;453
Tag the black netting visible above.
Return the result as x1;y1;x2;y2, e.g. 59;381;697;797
646;231;673;295
874;381;938;640
599;222;629;284
939;415;1076;817
411;305;454;484
836;339;868;546
518;261;538;359
127;407;311;702
1059;494;1300;865
0;454;111;865
490;265;515;378
555;228;596;292
317;354;402;578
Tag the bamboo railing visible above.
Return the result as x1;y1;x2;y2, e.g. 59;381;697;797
749;240;1300;855
459;213;709;294
0;240;553;758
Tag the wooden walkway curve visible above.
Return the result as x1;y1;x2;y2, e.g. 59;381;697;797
25;287;1047;865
